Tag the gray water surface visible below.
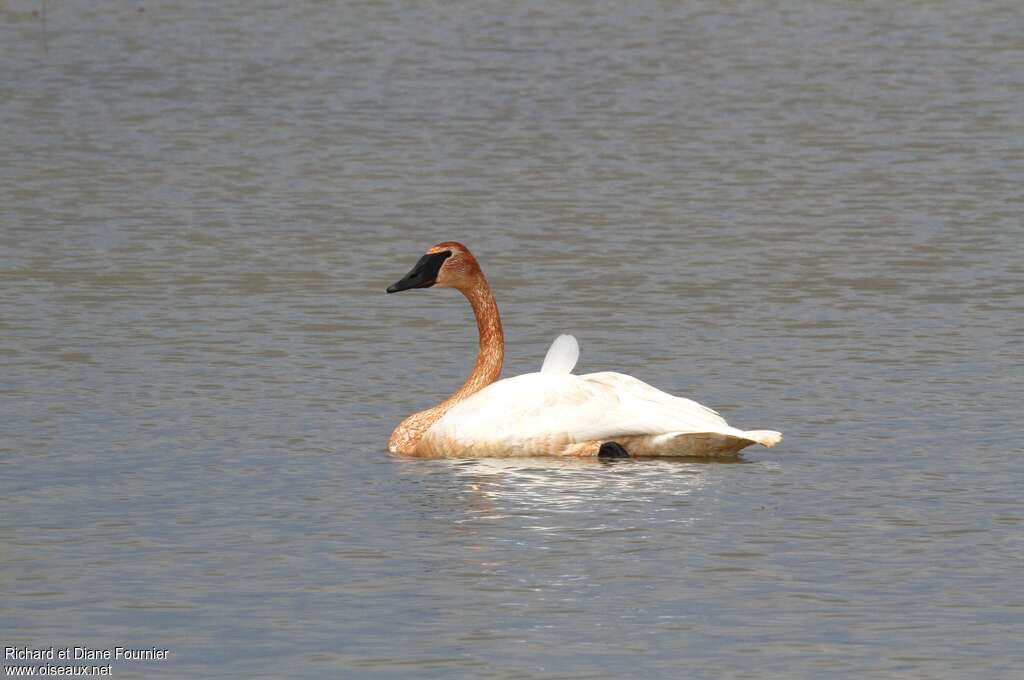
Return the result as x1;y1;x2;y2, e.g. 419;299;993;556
3;1;1023;678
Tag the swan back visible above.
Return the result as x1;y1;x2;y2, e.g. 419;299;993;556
425;370;752;455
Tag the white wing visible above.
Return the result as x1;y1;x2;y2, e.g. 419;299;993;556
578;371;730;434
429;370;752;450
540;334;579;374
574;371;744;441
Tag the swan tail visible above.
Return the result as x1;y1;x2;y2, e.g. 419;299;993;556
743;430;783;447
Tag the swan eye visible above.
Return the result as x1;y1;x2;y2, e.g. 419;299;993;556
386;250;453;293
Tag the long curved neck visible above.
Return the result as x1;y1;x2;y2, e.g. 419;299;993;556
389;274;504;454
443;277;504;407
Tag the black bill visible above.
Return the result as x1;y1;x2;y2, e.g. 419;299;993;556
386;250;453;293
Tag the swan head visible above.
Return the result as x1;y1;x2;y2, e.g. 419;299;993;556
386;241;480;293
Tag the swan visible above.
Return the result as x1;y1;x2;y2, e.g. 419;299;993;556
386;241;782;458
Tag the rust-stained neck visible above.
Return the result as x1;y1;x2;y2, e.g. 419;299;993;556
447;277;504;404
388;269;504;454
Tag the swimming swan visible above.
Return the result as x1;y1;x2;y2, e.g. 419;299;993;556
386;241;782;458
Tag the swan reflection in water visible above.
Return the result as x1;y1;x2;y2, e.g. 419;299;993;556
432;458;742;527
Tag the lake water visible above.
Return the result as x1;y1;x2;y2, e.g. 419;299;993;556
2;1;1023;678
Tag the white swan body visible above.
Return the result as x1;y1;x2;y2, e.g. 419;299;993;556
414;335;782;458
386;242;781;458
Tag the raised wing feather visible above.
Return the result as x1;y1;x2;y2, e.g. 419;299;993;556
540;334;579;374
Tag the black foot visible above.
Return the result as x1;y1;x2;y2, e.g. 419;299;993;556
598;441;629;459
